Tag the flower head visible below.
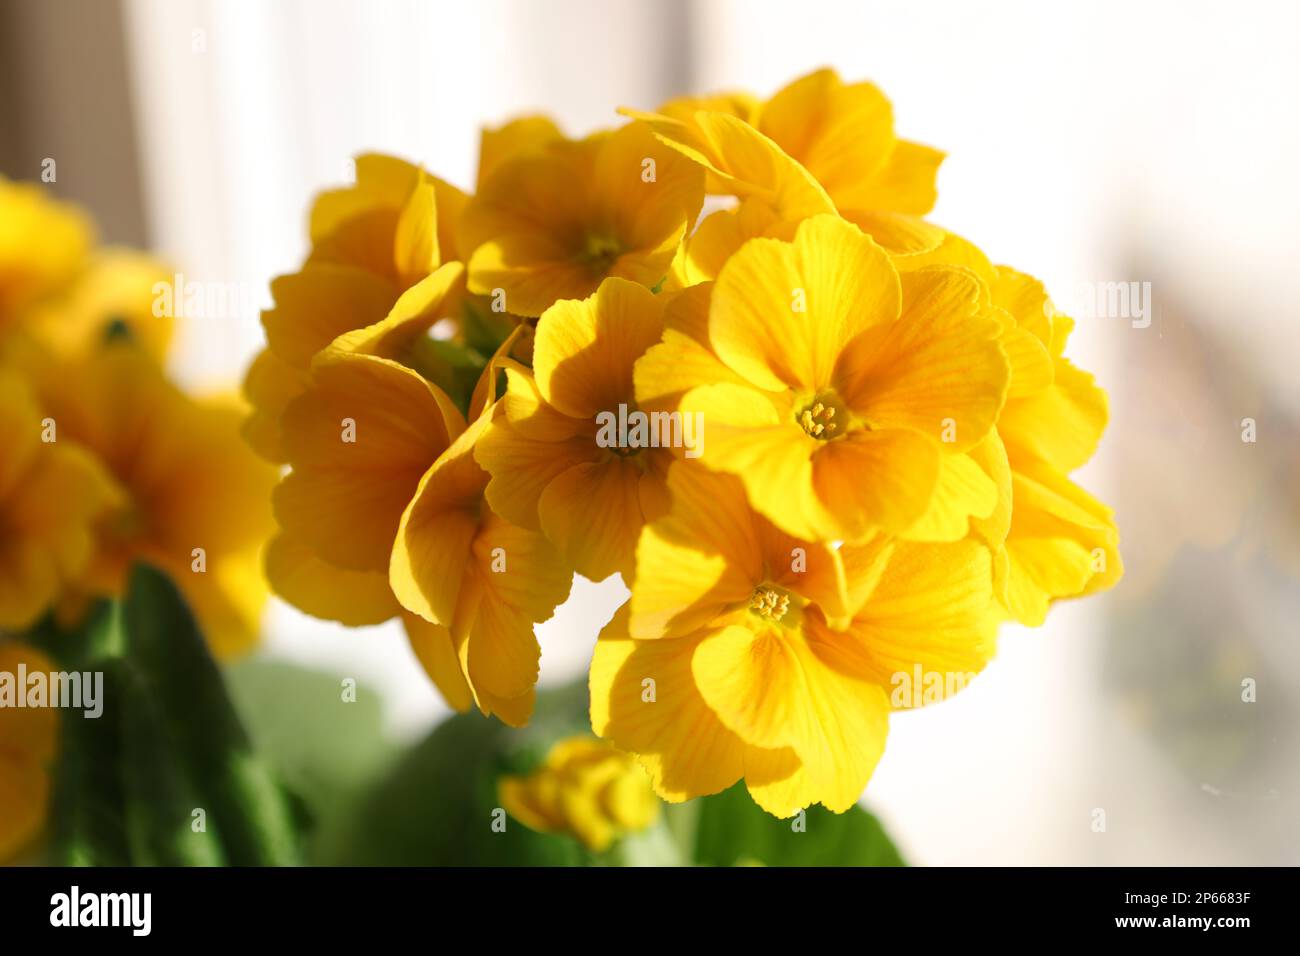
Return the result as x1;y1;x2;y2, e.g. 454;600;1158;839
499;736;660;852
0;372;116;630
475;277;672;581
26;347;277;657
637;214;1009;543
590;464;997;816
460;121;705;317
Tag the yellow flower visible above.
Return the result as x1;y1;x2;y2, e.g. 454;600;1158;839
0;372;116;631
988;270;1121;623
25;346;277;658
636;213;1009;543
389;410;574;726
590;464;997;816
499;736;660;851
632;67;943;219
0;641;59;862
244;154;470;462
15;250;174;363
0;177;93;334
459;121;705;317
474;278;672;581
852;217;1122;623
262;295;469;654
476;115;564;190
259;255;562;716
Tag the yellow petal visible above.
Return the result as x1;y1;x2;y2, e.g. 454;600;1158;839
693;621;891;812
262;264;396;369
999;356;1108;473
401;611;473;713
835;265;1009;451
832;139;944;215
900;450;999;543
275;354;460;572
538;458;646;582
757;69;895;203
477;115;564;188
323;261;467;364
589;605;746;802
534;277;665;418
842;539;998;705
711;214;901;394
264;532;399;626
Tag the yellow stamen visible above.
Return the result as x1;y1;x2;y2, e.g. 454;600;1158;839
798;397;841;439
750;585;790;622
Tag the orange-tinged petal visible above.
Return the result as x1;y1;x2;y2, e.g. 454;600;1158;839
537;458;645;582
477;115;564;189
475;400;594;532
401;611;473;713
323;261;467;364
835;265;1009;451
811;428;942;539
262;263;396;369
841;539;998;705
264;532;399;627
275;354;460;571
241;347;308;463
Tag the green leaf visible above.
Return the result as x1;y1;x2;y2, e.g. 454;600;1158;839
684;783;906;867
48;655;130;867
406;337;486;415
223;659;395;851
319;680;595;865
119;564;302;865
116;659;227;865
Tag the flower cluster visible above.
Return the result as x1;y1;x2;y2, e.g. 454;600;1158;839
0;177;277;857
249;68;1120;816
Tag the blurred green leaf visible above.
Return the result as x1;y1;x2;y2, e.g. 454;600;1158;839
407;337;486;414
685;783;906;867
120;565;302;865
319;680;594;865
224;659;395;851
47;564;304;866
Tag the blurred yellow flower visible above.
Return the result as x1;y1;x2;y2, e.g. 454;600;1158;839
25;346;277;658
0;177;93;334
499;736;660;851
0;372;117;631
459;121;705;317
0;641;59;863
15;249;174;363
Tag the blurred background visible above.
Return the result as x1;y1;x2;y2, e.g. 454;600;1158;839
3;0;1296;865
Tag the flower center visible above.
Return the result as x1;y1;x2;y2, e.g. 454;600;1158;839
577;234;624;275
797;391;848;440
750;585;790;622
